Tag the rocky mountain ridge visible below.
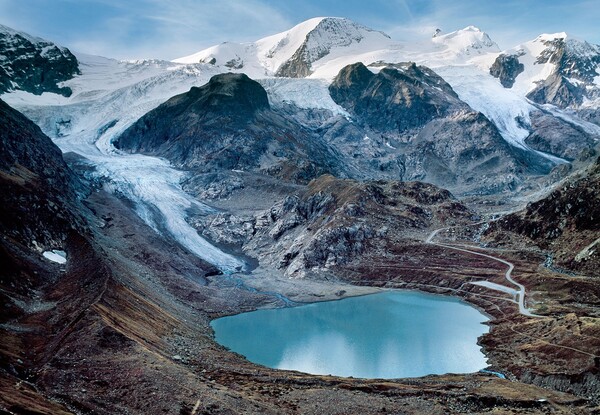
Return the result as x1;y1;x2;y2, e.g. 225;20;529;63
194;174;475;279
0;24;79;96
324;62;545;194
115;73;347;183
527;36;600;108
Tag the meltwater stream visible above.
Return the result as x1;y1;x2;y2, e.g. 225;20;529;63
212;291;490;378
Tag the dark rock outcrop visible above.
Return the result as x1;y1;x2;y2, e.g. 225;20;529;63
524;110;599;160
116;73;346;183
326;62;532;194
0;25;79;96
526;37;600;108
490;53;524;88
329;62;462;134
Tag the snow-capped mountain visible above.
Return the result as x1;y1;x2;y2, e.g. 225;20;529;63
174;17;393;78
1;18;599;263
488;32;600;109
174;19;501;79
171;19;600;159
0;24;79;96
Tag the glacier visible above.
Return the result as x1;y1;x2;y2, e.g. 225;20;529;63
4;17;599;271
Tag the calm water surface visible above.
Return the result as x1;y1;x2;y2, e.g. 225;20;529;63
211;291;489;378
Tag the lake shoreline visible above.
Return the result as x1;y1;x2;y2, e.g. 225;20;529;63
211;289;491;379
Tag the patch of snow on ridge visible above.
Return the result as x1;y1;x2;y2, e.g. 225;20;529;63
43;250;67;264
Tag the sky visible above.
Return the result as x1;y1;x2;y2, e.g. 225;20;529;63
1;0;599;60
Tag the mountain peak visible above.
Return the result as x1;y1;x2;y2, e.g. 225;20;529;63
535;32;569;42
432;25;499;55
272;17;390;77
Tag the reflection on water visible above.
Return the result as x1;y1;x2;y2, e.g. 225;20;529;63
211;291;489;378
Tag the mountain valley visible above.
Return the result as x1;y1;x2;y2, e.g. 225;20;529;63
1;16;599;414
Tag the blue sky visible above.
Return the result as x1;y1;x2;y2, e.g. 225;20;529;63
1;0;598;60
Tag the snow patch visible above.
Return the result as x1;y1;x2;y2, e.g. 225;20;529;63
43;250;67;264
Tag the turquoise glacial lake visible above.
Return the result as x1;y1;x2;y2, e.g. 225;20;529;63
211;291;490;378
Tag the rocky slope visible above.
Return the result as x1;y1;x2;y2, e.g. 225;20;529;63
525;36;600;108
0;98;95;410
193;174;475;279
326;62;536;194
486;157;600;277
115;73;346;183
0;24;79;96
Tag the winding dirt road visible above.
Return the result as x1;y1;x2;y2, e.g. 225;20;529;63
426;227;539;317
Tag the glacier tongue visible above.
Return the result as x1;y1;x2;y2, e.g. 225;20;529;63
64;138;246;273
93;151;247;273
5;56;247;273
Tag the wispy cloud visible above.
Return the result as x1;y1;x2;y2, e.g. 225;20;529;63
0;0;598;60
0;0;293;60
